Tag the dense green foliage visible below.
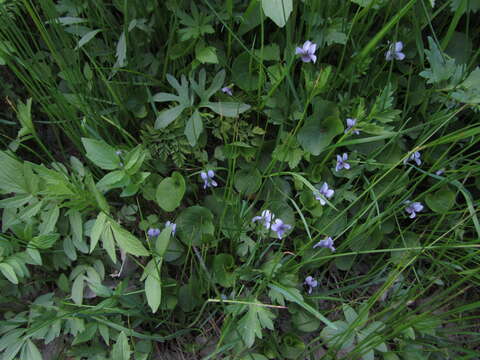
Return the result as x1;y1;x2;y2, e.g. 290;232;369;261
0;0;479;359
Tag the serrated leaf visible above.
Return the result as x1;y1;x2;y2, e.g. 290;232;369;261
237;301;276;347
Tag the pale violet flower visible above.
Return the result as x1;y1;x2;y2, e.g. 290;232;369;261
115;150;122;156
385;41;405;61
345;118;360;135
165;221;176;236
404;151;421;166
147;228;160;237
313;237;336;252
315;182;334;206
295;40;317;63
201;170;218;189
271;219;292;239
435;169;444;176
405;201;424;219
252;209;274;229
304;276;318;294
336;153;351;172
221;86;233;96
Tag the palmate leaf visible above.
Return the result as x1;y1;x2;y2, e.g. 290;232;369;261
237;301;276;347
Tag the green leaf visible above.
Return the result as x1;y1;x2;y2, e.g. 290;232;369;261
213;254;236;287
155;227;173;257
261;0;293;27
0;151;28;193
297;100;343;156
76;29;102;49
419;37;463;85
23;339;43;360
0;263;18;284
112;332;131;360
145;271;162;313
320;320;354;350
155;172;186;212
425;186;456;213
155;105;186;129
38;205;60;235
72;274;85;305
232;52;264;91
195;45;218;64
97;170;127;191
114;31;127;68
269;283;336;329
90;212;107;253
184;109;203;146
234;169;262;195
202;102;251;117
81;138;120;170
110;222;149;256
30;234;60;249
343;304;358;325
237;302;276;347
176;206;214;246
0;194;32;208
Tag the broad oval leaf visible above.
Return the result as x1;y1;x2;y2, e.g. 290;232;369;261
261;0;293;28
176;206;214;246
426;186;456;213
155;172;186;212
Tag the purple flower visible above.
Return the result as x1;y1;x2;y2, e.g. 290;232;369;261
385;41;405;61
345;118;360;135
295;40;317;63
313;237;336;252
304;276;318;294
435;169;444;176
115;150;122;156
147;228;160;237
252;209;274;229
201;170;218;189
271;218;292;239
405;201;424;219
221;86;233;96
403;151;421;166
315;182;334;206
335;153;351;172
165;221;176;236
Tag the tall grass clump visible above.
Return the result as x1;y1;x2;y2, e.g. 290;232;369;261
0;0;479;359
